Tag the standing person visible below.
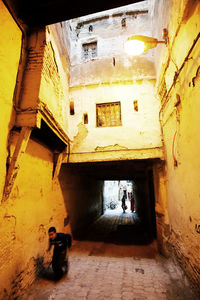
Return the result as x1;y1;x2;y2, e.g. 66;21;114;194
130;192;135;213
121;190;127;213
47;227;72;280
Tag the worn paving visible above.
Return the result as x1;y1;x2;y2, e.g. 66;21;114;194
22;211;197;300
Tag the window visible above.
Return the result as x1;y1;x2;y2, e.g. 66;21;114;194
96;102;121;127
121;18;126;28
82;41;97;60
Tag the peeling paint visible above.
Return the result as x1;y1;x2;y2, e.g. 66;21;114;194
38;224;46;243
71;122;88;152
95;144;128;152
155;0;200;293
192;66;200;87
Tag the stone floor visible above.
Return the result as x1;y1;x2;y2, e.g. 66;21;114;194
22;210;197;300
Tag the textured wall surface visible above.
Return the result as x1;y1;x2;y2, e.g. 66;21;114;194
0;133;70;299
65;1;163;163
154;0;200;293
68;1;155;86
0;0;22;200
39;24;70;131
0;2;71;298
68;80;163;162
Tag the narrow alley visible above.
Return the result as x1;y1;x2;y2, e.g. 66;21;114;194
22;211;196;300
1;0;200;298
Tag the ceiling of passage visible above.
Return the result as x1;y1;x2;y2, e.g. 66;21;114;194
5;0;145;26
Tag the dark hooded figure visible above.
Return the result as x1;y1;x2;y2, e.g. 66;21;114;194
121;190;127;213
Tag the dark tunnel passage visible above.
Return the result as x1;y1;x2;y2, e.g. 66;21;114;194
59;160;157;245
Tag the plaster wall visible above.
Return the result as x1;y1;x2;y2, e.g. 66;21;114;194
67;1;155;86
0;0;22;200
18;23;70;135
153;0;200;292
68;80;163;162
68;1;150;64
39;24;70;131
0;2;72;298
66;1;163;163
0;133;70;299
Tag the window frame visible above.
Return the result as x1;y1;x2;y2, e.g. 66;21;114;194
96;101;122;128
82;41;97;61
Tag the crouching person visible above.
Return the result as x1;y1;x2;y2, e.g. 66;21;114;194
47;226;72;280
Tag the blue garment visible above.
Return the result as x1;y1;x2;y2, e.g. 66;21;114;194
50;232;72;255
49;233;72;280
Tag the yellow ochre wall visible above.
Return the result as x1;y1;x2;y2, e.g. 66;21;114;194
68;80;163;163
0;134;69;299
39;24;70;131
0;1;71;298
0;0;22;200
155;0;200;291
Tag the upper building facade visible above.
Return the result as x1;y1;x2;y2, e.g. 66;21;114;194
64;0;164;163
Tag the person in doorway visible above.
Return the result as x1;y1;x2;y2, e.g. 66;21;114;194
130;192;135;213
121;190;127;213
47;226;72;280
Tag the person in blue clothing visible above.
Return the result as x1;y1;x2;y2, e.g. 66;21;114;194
47;226;72;280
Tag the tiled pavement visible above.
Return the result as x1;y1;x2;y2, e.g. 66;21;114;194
22;211;197;300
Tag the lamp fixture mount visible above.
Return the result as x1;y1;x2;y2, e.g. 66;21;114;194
124;28;168;56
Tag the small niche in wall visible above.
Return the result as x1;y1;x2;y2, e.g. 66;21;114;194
133;100;138;112
83;113;88;124
121;18;126;28
70;101;75;115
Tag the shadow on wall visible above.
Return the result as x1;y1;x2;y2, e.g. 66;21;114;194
35;255;55;281
4;255;48;300
58;164;104;239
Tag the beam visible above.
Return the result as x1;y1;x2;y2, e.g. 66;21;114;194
2;127;32;202
5;0;145;26
53;151;64;179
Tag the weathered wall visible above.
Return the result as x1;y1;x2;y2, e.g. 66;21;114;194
0;0;22;200
0;132;70;299
0;2;71;298
152;161;169;254
68;80;163;162
153;0;200;293
59;164;104;238
39;24;70;131
65;1;163;163
18;23;70;134
67;1;155;86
